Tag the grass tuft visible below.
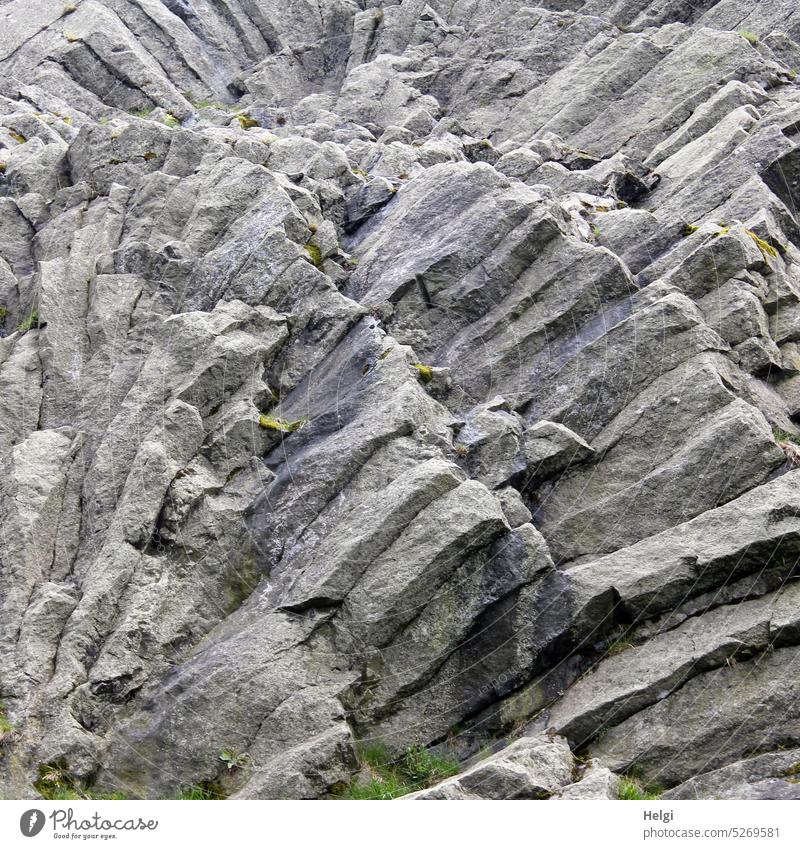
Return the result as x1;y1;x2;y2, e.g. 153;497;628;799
618;776;662;800
738;30;759;46
334;743;459;800
17;309;39;333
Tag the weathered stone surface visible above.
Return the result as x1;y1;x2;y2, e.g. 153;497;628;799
406;735;574;800
3;0;800;803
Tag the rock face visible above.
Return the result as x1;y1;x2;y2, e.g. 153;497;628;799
2;0;800;802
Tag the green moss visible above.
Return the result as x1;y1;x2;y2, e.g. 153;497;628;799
0;162;6;173
143;151;157;161
0;305;7;327
412;362;434;384
258;414;307;434
334;743;460;800
9;131;26;144
682;223;699;236
738;30;759;46
236;113;260;130
303;242;324;270
164;113;180;129
618;777;662;800
746;229;779;261
17;309;39;333
130;106;154;119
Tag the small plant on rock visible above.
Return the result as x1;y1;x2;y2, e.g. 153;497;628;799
738;30;759;46
17;309;39;333
0;701;15;742
218;749;250;771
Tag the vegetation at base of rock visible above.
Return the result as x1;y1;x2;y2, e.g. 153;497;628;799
412;362;433;383
303;242;324;270
258;414;307;434
34;763;125;800
618;776;662;800
738;30;759;46
773;427;800;446
0;702;14;741
177;780;225;800
164;113;180;129
17;309;38;333
0;305;7;327
334;743;460;800
682;223;699;236
9;131;26;144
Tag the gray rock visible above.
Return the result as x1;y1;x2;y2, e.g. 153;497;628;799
406;735;574;800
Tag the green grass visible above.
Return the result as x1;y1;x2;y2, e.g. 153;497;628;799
0;701;15;740
738;30;759;46
334;743;460;800
682;223;699;236
618;776;662;800
17;309;38;333
774;427;800;446
177;780;225;800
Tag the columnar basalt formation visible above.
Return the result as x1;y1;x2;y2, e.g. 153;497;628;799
2;0;800;800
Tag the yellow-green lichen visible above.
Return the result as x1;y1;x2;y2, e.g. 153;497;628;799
236;113;259;130
258;414;307;434
746;229;779;261
413;362;434;384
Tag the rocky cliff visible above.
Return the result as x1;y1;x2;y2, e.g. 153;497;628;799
2;0;800;801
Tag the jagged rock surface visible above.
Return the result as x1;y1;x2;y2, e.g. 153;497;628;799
2;0;800;801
